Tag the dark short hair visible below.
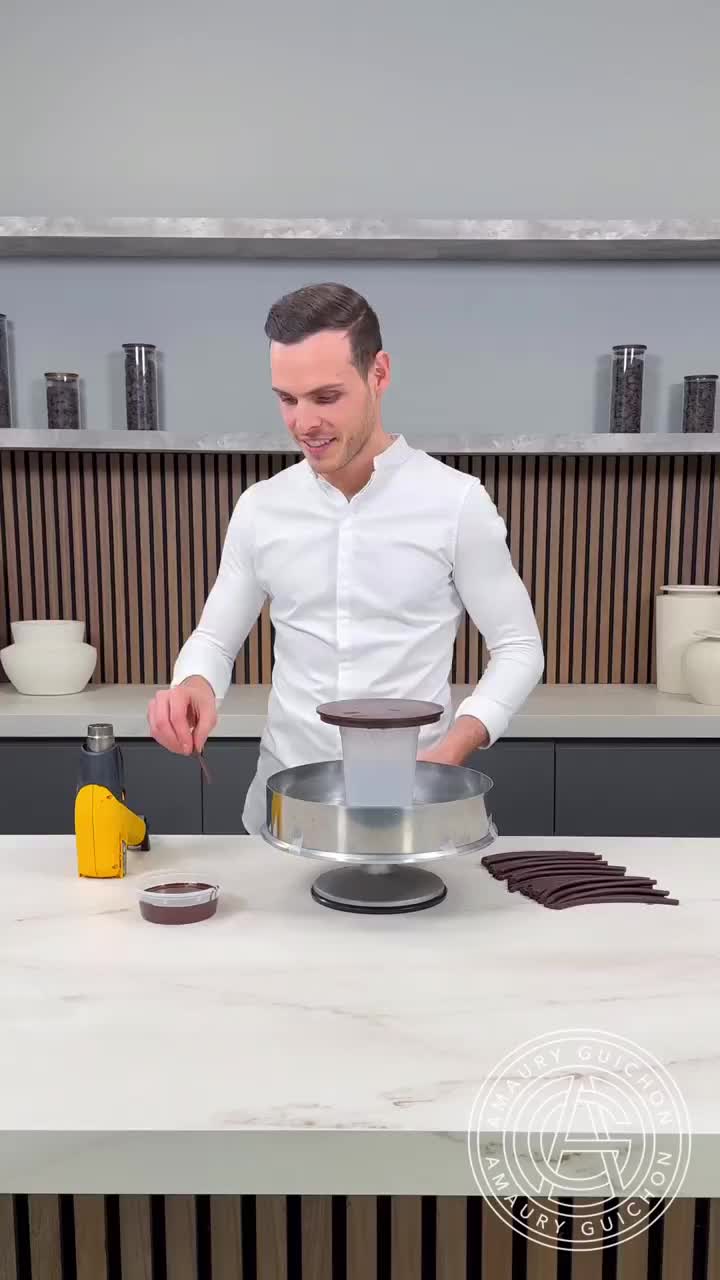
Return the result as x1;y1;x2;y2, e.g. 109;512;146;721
264;282;382;376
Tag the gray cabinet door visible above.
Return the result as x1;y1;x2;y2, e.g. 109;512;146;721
466;741;555;836
202;740;261;834
556;742;720;836
0;740;202;835
119;741;202;834
0;740;80;833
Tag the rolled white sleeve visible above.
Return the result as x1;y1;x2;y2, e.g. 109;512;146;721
452;481;544;745
170;488;267;701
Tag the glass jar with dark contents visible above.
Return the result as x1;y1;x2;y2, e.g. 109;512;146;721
123;342;159;431
45;372;81;430
682;375;717;433
610;344;646;433
0;315;12;429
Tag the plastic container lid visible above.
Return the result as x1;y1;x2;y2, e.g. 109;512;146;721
137;882;219;909
136;873;221;925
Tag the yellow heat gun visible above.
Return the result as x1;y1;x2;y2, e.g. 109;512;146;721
75;722;150;878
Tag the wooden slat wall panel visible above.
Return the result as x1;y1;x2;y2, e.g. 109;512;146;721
616;1228;649;1280
436;1196;466;1280
210;1195;245;1279
2;451;719;688
0;1196;17;1280
481;1200;514;1277
347;1196;377;1280
301;1195;333;1280
28;1194;62;1280
74;1195;108;1280
255;1195;287;1280
572;1205;604;1279
708;1197;720;1280
119;1195;153;1280
660;1197;696;1278
165;1194;198;1280
390;1195;422;1279
0;1192;714;1277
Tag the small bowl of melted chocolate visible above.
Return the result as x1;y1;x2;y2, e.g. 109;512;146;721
138;880;219;925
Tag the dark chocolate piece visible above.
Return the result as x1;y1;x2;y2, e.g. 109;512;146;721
482;850;602;874
538;878;657;906
507;863;626;891
550;892;678;909
491;857;612;881
317;698;443;729
528;874;654;904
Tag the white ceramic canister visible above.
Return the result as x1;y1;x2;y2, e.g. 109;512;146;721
655;586;720;694
683;630;720;705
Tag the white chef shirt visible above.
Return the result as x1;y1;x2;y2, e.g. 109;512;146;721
171;434;544;833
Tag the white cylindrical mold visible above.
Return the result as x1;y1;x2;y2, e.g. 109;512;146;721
655;586;720;693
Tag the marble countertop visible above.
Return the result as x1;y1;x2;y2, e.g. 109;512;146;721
0;682;718;739
0;833;717;1194
5;215;720;261
4;429;720;454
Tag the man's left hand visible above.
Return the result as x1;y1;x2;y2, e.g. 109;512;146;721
417;715;490;767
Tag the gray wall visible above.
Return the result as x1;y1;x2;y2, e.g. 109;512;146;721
1;0;719;217
3;0;720;440
0;258;718;438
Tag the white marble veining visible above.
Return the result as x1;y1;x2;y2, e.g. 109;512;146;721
0;682;717;740
1;429;719;454
4;216;720;260
0;833;717;1193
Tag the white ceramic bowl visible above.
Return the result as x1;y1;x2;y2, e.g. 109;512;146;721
11;619;85;646
0;642;97;694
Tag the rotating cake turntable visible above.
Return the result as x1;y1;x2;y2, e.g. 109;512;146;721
260;699;496;913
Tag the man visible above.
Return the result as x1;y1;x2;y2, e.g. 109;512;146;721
148;283;544;833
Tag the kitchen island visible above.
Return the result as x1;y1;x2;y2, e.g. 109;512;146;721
0;831;716;1193
1;833;718;1276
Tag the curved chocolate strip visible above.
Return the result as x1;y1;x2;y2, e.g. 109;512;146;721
537;875;656;904
551;892;679;909
483;851;602;877
539;877;658;906
493;857;612;879
507;863;626;891
528;874;654;903
483;850;601;869
548;885;668;906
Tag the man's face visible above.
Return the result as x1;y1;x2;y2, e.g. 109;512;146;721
270;329;389;475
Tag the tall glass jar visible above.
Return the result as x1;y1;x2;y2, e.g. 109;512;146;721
0;314;11;429
123;342;159;431
45;372;81;430
682;375;717;433
610;343;646;433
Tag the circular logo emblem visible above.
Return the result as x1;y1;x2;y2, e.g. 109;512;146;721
467;1029;691;1251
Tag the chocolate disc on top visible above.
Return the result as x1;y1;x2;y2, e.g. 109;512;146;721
316;698;444;729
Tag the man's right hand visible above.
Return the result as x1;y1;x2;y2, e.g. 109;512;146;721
147;676;218;756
